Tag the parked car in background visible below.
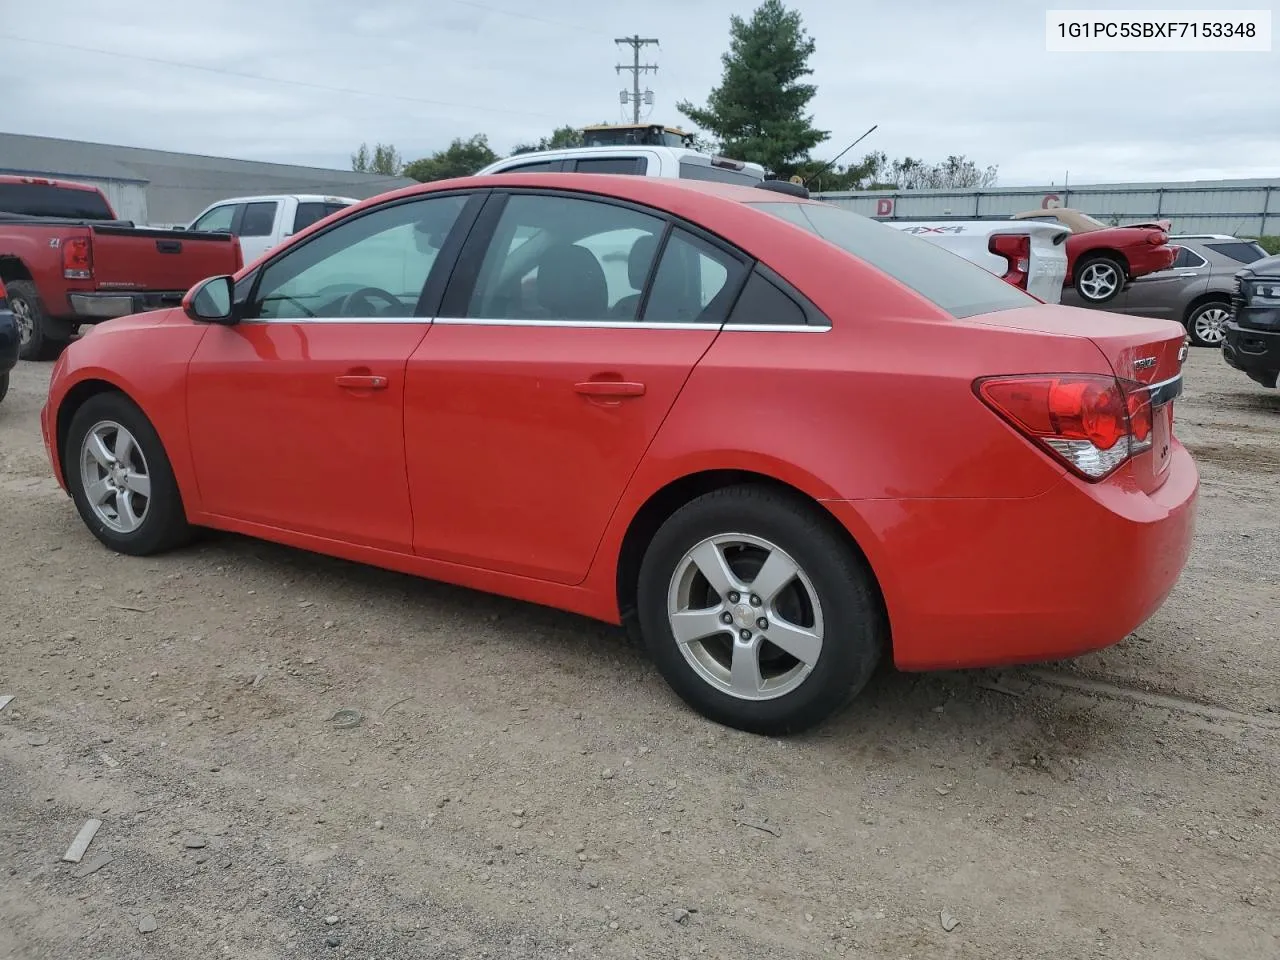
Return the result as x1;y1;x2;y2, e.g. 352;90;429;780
0;175;243;360
1223;252;1280;388
0;279;17;404
886;220;1069;302
1010;208;1175;306
477;145;769;185
41;173;1196;734
186;194;358;266
1062;235;1270;347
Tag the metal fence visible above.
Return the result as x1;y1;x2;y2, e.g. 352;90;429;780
813;179;1280;237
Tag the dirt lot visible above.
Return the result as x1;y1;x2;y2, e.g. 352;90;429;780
1;348;1277;960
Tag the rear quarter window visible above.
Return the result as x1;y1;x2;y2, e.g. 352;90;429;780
749;200;1038;318
678;160;762;186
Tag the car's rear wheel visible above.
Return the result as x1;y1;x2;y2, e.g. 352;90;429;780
1074;256;1125;305
65;392;191;556
8;280;71;361
637;485;884;735
1186;300;1230;347
0;372;8;405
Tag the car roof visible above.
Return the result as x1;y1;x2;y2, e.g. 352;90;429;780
202;194;359;206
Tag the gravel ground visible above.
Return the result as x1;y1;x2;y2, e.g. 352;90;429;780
1;347;1277;960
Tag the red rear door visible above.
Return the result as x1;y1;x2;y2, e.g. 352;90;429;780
404;190;749;584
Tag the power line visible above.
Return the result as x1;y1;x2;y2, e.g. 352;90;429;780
614;36;659;125
0;33;562;121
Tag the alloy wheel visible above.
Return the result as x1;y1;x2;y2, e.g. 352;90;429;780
1193;306;1230;345
79;420;153;534
11;298;33;346
666;533;824;701
1078;261;1121;301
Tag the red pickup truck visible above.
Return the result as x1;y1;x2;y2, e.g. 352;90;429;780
0;176;243;359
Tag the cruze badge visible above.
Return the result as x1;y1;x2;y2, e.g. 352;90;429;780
1133;356;1157;370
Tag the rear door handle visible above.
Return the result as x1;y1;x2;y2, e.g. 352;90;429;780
335;374;388;390
574;380;646;398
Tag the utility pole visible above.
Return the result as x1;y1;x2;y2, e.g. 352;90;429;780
615;35;659;124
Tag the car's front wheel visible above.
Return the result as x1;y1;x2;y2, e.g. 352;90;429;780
637;485;885;735
1074;256;1126;305
65;391;191;556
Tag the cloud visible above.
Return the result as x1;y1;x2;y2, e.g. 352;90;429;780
0;0;1275;185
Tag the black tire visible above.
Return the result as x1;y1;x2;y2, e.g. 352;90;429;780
1184;299;1231;348
636;485;885;735
64;391;191;556
1073;255;1126;305
0;372;8;405
8;279;71;361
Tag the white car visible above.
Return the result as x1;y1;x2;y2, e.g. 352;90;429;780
886;220;1070;303
476;145;768;186
186;194;358;265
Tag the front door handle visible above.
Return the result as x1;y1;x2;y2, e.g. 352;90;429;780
336;374;388;390
574;380;645;398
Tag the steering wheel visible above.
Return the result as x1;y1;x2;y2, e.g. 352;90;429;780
338;286;406;317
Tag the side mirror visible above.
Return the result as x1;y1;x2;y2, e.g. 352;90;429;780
182;275;238;325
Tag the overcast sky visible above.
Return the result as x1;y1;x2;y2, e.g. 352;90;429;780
1;0;1276;186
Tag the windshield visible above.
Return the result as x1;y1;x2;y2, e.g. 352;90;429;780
748;200;1038;318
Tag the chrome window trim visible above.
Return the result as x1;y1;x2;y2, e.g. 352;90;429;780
233;316;827;332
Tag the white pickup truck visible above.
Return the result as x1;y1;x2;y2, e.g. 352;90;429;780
477;145;769;186
884;220;1070;303
185;194;358;265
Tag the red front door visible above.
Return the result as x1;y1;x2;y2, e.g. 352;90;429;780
186;322;427;550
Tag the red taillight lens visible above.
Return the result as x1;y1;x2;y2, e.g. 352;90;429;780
988;233;1031;288
63;237;93;280
1148;231;1167;245
976;374;1154;480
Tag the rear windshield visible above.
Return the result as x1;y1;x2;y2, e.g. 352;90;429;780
749;200;1037;318
0;182;115;220
1205;241;1268;264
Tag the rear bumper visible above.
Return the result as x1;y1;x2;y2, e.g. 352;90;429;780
67;290;186;322
1128;245;1177;278
1222;321;1280;388
827;443;1199;671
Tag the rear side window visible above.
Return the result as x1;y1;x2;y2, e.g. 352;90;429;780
641;228;746;325
749;200;1038;318
573;157;644;175
239;201;278;237
500;160;564;173
1171;246;1207;268
678;160;762;186
293;201;350;233
1206;241;1268;264
0;182;115;220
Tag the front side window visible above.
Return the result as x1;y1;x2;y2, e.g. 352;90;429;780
249;194;467;320
462;194;667;321
749;200;1038;319
192;203;238;233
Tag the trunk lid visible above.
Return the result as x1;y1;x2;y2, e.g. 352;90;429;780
968;303;1188;492
89;226;242;292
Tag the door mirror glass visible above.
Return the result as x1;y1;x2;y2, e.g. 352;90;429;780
184;275;236;324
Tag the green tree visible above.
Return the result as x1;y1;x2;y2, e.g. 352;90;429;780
402;134;499;182
511;124;587;155
351;142;403;176
677;0;828;178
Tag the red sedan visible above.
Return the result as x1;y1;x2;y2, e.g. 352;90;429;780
40;174;1198;734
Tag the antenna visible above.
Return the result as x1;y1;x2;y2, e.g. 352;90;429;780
801;124;879;188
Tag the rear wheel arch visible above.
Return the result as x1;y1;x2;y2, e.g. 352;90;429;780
1183;290;1230;323
1080;247;1129;274
613;468;890;644
0;256;34;286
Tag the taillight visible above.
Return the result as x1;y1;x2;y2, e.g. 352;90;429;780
1148;231;1167;245
988;233;1031;289
975;374;1155;480
63;237;93;280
